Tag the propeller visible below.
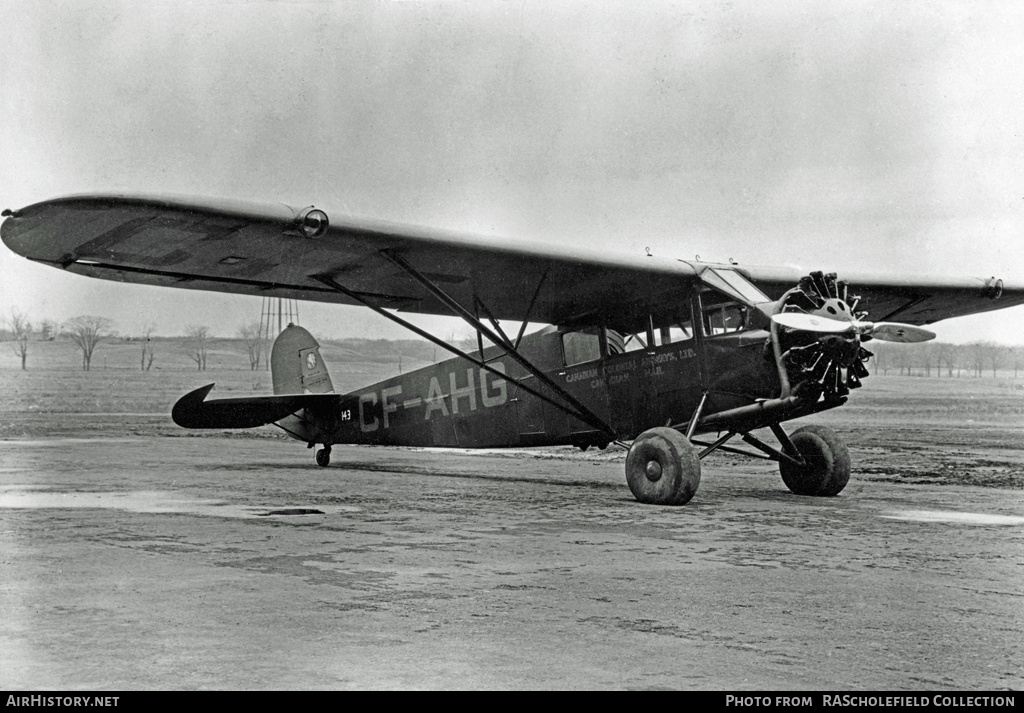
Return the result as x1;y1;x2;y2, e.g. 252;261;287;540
870;322;936;343
771;271;934;404
771;312;936;343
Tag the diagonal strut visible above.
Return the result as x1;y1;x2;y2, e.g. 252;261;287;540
311;273;617;437
378;251;617;438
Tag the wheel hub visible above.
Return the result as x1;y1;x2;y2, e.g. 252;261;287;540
645;460;663;482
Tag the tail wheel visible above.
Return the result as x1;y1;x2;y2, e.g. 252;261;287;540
315;446;331;467
625;427;701;506
779;425;850;496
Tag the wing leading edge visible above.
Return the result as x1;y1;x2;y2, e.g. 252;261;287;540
0;194;699;327
3;193;1022;327
738;265;1023;326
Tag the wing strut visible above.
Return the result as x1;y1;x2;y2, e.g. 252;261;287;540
380;251;617;437
474;297;510;349
312;273;617;438
515;269;549;349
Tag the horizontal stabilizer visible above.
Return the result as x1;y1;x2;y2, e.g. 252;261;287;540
172;384;341;429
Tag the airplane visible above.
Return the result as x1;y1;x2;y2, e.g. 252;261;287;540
3;194;1022;505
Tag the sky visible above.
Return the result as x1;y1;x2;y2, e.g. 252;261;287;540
1;0;1023;343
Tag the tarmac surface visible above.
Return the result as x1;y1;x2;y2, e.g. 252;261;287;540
1;435;1023;690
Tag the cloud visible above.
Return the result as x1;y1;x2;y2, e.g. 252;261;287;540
2;1;1022;341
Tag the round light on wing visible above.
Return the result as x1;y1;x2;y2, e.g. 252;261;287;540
298;208;329;239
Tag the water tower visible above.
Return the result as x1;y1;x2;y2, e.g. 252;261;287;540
259;297;299;369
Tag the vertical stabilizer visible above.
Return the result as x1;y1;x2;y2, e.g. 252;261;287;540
271;324;334;395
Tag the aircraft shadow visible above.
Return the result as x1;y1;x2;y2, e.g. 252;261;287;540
208;459;624;491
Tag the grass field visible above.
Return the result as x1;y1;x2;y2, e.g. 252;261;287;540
0;336;434;438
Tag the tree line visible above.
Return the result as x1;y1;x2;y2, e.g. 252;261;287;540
5;311;1023;378
3;314;119;371
868;341;1024;378
0;314;231;372
1;314;447;372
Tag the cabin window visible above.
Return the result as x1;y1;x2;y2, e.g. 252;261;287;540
703;303;748;336
654;317;694;346
606;311;694;355
562;327;602;366
606;322;649;353
622;332;648;353
605;329;626;355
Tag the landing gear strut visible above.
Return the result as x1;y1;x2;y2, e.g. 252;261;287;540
315;445;331;467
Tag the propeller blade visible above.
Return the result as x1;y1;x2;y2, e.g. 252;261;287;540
771;312;854;334
869;323;936;343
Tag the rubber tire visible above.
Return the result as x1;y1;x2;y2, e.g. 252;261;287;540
626;427;701;506
315;448;331;467
779;425;850;496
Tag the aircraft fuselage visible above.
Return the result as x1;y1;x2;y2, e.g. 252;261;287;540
280;312;780;451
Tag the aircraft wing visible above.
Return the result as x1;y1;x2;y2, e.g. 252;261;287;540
3;193;1022;327
738;265;1023;326
1;194;699;327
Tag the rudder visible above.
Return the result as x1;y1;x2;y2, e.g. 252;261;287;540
271;324;334;395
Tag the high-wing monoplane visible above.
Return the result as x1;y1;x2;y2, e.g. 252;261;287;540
3;195;1021;505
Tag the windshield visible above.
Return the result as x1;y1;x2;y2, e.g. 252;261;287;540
699;268;771;306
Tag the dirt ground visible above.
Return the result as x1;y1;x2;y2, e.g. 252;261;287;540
1;365;1022;690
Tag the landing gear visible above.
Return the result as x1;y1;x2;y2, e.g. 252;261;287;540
778;425;850;496
626;427;701;506
624;420;852;504
315;446;331;467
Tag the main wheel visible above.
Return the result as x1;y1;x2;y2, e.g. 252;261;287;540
315;447;331;467
778;425;850;496
625;427;701;505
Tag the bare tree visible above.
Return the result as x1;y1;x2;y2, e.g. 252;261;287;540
185;324;210;371
916;342;935;377
237;321;262;371
64;316;113;371
934;342;958;378
40;319;57;341
967;342;988;377
140;325;157;371
987;342;1006;378
887;345;913;376
9;312;31;370
869;345;888;375
1010;346;1024;379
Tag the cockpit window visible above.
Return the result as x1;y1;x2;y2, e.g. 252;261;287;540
562;327;602;366
703;303;748;336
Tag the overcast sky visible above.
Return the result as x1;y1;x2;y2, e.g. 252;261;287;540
2;1;1022;343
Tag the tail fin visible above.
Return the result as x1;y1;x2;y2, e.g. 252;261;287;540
271;324;334;395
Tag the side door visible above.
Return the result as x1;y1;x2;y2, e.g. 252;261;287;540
512;374;546;436
558;327;611;439
696;289;777;409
